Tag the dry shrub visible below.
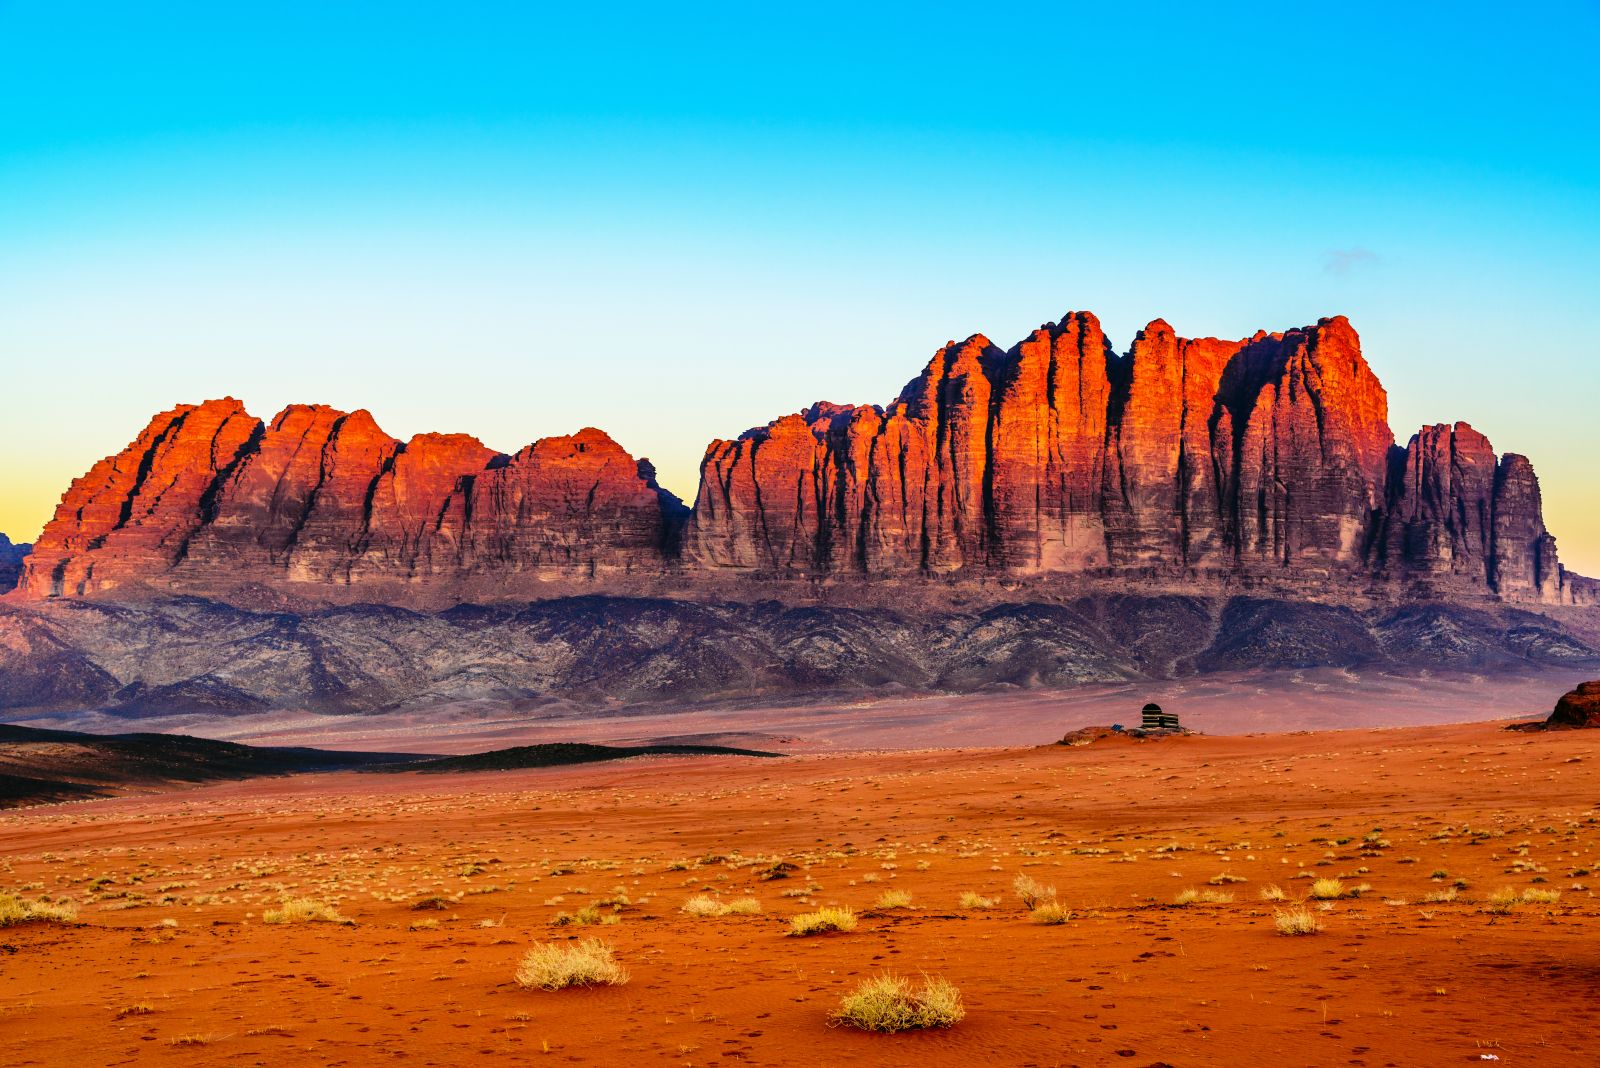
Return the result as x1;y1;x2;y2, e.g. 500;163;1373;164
682;895;762;917
1273;907;1321;935
550;904;618;926
1012;873;1056;911
0;892;77;928
1484;887;1519;915
1029;901;1071;925
958;891;998;910
1308;878;1345;901
830;973;964;1033
515;939;628;990
1174;888;1233;905
790;907;857;936
873;889;913;910
262;898;349;925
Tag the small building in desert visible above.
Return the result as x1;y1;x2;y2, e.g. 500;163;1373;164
1141;702;1180;731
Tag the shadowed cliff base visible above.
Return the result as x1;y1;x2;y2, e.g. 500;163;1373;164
1;592;1592;747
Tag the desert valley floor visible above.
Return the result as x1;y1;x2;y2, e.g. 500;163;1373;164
3;717;1599;1067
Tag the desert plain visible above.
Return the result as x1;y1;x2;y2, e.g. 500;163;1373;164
3;711;1599;1067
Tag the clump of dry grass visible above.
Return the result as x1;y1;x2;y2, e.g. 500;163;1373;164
682;895;761;917
873;889;913;910
1484;887;1519;915
1308;878;1345;901
1258;884;1287;902
168;1034;214;1047
1173;888;1233;906
1522;888;1561;905
958;891;998;910
549;904;618;926
789;907;857;936
515;940;628;990
830;973;964;1033
0;892;77;927
1012;873;1056;911
1029;901;1071;925
1273;906;1322;935
262;898;350;925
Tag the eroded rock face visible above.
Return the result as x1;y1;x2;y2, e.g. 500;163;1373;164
14;310;1591;605
0;535;30;593
21;405;680;597
1548;680;1600;728
23;398;263;596
683;312;1583;603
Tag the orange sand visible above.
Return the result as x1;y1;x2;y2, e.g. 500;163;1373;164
3;722;1599;1066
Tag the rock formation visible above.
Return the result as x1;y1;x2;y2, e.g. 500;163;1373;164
22;402;682;598
0;593;1593;718
1547;680;1600;728
685;312;1586;603
12;309;1593;606
0;535;29;593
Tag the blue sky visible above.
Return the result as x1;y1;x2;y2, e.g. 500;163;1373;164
2;2;1598;571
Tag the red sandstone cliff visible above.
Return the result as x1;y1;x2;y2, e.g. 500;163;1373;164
23;405;679;597
15;311;1591;605
684;312;1582;603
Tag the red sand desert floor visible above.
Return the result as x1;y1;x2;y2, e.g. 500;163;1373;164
3;722;1599;1066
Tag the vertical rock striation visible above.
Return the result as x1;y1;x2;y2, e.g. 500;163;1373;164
21;407;680;596
14;309;1591;605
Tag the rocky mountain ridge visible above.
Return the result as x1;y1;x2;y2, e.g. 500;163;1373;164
1;593;1594;719
9;310;1594;608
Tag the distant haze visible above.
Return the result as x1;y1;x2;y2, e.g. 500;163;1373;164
2;4;1596;574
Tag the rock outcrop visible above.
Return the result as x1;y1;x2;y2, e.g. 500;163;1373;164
1547;680;1600;729
0;535;29;593
13;309;1593;606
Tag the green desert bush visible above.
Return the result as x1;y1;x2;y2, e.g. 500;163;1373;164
830;973;964;1033
790;907;857;936
515;939;628;990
